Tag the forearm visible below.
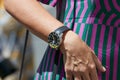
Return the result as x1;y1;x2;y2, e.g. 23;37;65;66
4;0;63;42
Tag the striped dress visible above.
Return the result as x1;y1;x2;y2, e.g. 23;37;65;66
34;0;120;80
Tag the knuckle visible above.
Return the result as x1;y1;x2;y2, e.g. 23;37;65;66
79;66;87;73
74;67;79;72
88;63;96;69
65;67;72;72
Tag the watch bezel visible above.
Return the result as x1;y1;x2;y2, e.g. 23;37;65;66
48;32;62;49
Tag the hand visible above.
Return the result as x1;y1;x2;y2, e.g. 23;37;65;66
60;31;106;80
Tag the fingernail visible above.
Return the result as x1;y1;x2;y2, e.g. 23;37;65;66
103;66;106;71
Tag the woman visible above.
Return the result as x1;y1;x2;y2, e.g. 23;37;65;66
4;0;120;80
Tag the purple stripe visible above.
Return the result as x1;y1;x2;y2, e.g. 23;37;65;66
41;50;48;72
86;17;95;24
57;52;62;72
50;0;57;6
98;25;106;80
35;73;40;80
50;50;56;71
48;72;52;80
97;13;105;80
76;0;81;17
43;0;48;3
91;0;101;21
112;0;120;12
73;23;77;32
45;48;52;70
90;1;101;79
86;15;91;23
113;28;120;80
79;23;85;38
106;14;116;25
98;13;105;24
90;24;97;50
66;23;71;28
84;0;93;23
106;27;113;80
65;0;74;22
98;25;105;61
78;0;88;22
104;0;111;11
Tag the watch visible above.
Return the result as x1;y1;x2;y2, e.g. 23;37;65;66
48;26;70;49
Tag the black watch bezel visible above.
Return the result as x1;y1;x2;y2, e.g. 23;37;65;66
48;32;62;49
48;26;70;49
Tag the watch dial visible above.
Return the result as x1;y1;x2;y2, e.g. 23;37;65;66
48;32;61;48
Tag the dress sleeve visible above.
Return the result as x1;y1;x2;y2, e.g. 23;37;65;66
37;0;57;7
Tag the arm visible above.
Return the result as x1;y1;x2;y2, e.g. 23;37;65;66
4;0;106;80
4;0;63;42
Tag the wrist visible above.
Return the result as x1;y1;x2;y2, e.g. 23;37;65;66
60;30;78;53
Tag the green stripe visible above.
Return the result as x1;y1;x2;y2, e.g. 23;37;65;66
109;0;119;14
46;72;48;80
82;0;92;23
64;1;71;21
63;77;66;80
117;45;120;80
94;25;102;56
82;24;89;41
64;23;67;26
56;75;60;80
63;78;66;80
34;74;37;80
42;72;44;80
86;24;93;46
76;1;84;21
49;0;54;4
102;12;113;25
109;28;117;80
75;23;81;34
111;16;120;27
100;0;108;13
102;26;110;80
51;72;53;80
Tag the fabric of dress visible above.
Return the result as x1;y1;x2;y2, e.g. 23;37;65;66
34;0;120;80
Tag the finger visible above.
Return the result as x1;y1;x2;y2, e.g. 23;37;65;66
89;67;98;80
81;72;90;80
87;55;98;80
65;71;72;80
77;64;90;80
74;75;82;80
73;70;82;80
87;57;98;80
91;51;106;72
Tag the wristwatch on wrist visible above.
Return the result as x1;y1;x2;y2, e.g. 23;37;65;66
48;26;70;49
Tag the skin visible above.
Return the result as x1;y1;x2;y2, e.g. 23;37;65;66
4;0;106;80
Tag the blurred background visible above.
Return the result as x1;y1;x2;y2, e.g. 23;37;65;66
0;0;56;80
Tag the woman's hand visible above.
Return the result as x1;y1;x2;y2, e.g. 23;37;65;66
60;31;106;80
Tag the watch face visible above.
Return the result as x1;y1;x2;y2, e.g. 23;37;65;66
48;32;61;49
